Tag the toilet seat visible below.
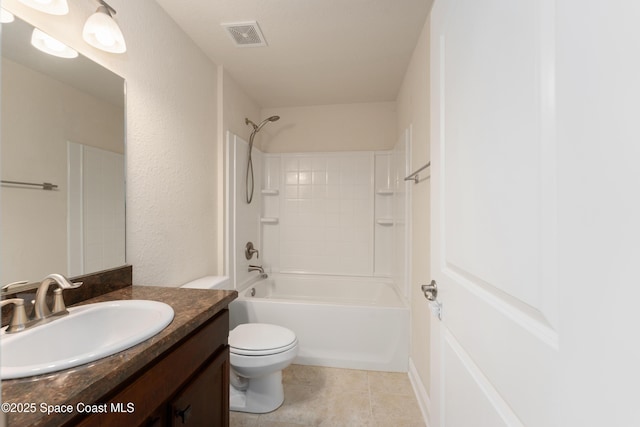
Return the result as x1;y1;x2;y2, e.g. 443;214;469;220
230;323;297;356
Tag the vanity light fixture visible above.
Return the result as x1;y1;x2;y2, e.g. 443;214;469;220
82;0;126;54
31;28;78;58
1;8;15;23
17;0;69;15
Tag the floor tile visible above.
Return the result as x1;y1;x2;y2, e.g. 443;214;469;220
230;411;259;427
231;364;426;427
258;421;314;427
368;370;414;396
260;384;328;426
370;392;425;426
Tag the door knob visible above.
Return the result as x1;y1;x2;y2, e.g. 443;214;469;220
421;280;438;301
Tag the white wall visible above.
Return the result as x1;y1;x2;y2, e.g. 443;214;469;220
2;0;220;285
260;102;397;153
218;70;261;277
226;132;264;289
397;17;431;416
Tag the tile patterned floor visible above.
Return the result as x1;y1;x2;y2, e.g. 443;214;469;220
230;364;426;427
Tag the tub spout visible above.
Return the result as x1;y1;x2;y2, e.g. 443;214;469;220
248;265;264;274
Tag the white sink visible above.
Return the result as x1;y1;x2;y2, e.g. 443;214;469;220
1;300;174;379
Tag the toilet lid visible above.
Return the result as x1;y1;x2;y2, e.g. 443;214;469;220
229;323;297;356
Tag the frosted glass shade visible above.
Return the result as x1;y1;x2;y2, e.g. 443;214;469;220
1;8;15;23
31;28;78;59
17;0;69;15
82;6;126;54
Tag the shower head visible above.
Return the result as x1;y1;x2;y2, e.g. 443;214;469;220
245;116;280;132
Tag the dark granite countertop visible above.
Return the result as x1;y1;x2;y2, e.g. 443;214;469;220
1;285;237;427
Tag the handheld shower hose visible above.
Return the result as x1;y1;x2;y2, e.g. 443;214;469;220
245;116;279;204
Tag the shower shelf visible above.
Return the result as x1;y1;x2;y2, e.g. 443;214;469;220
376;219;394;226
261;189;279;195
375;189;394;195
260;217;279;224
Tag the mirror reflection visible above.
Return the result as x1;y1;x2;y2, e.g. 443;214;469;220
1;14;126;285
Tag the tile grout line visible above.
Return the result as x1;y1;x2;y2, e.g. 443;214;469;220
366;371;375;422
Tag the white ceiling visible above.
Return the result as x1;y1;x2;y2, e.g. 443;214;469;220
154;0;432;108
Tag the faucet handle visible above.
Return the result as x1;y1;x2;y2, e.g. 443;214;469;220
52;288;69;315
0;298;29;333
1;280;29;294
48;277;82;315
245;242;259;260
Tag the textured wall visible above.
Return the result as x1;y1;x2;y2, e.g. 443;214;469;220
3;0;220;286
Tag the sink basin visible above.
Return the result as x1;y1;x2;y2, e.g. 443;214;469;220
1;300;174;379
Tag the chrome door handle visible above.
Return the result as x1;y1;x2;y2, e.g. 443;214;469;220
421;280;438;301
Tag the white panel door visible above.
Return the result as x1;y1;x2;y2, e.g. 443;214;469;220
430;0;640;425
430;0;558;425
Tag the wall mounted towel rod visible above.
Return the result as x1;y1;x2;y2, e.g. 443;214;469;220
404;162;430;183
1;180;58;190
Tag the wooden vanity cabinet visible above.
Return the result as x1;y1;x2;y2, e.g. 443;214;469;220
74;309;230;427
170;348;229;426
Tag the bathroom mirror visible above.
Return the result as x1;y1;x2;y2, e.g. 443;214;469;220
0;14;126;285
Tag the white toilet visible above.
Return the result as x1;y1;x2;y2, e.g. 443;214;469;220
181;276;298;414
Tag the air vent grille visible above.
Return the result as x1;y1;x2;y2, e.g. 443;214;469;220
222;21;267;47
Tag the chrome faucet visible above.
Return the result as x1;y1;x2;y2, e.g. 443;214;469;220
248;265;264;274
34;274;82;320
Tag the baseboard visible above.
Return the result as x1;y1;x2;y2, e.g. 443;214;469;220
408;357;431;427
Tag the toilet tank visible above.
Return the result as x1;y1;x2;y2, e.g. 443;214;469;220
181;276;230;290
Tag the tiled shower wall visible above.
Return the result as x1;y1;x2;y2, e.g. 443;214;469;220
228;130;410;289
262;152;396;277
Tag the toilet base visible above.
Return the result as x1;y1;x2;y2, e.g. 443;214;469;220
229;371;284;414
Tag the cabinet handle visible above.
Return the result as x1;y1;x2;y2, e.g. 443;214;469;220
175;404;192;424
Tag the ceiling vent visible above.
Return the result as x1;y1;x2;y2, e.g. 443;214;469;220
221;21;267;48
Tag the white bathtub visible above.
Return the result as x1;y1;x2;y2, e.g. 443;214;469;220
229;273;409;372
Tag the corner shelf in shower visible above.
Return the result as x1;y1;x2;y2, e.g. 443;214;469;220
375;189;394;196
375;219;394;226
261;189;279;195
260;217;279;224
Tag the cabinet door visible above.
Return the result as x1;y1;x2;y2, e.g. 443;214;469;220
171;346;230;427
144;406;168;427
